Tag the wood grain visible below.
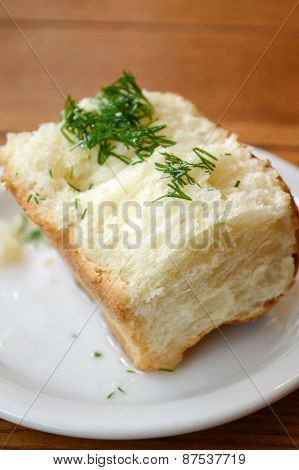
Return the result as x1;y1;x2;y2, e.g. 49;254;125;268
1;0;299;28
0;0;298;450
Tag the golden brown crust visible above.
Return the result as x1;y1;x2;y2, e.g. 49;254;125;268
1;148;298;371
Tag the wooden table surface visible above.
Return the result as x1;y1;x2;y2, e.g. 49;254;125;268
0;0;298;450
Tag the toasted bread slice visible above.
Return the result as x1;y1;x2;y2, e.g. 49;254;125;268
1;91;298;370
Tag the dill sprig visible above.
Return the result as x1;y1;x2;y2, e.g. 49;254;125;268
91;351;102;358
106;386;126;400
67;181;81;192
193;147;218;174
154;152;201;201
80;208;88;220
61;71;175;165
27;192;43;204
25;228;43;243
154;148;218;201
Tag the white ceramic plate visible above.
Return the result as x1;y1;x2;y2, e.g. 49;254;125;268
0;147;298;440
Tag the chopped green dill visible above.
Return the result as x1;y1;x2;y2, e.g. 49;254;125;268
154;152;200;201
154;180;193;202
88;183;93;190
126;369;136;374
28;192;42;204
92;351;102;358
74;198;80;209
25;228;42;243
158;368;174;372
156;153;199;186
193;147;218;174
49;169;53;178
234;180;241;187
67;182;81;192
81;208;88;220
106;386;126;399
61;71;175;165
154;148;217;201
225;152;232;156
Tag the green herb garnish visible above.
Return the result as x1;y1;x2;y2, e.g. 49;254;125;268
67;182;81;192
154;148;217;201
25;228;42;243
61;71;175;165
154;152;199;201
234;180;241;187
193;147;218;174
158;368;174;372
126;369;136;374
28;192;43;204
92;351;102;358
81;208;87;220
49;169;53;178
106;386;126;399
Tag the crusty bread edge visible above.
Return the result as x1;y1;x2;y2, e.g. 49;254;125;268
1;152;298;371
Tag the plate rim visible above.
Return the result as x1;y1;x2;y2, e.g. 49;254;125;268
0;345;298;440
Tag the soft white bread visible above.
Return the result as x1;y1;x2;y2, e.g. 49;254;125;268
1;91;298;370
